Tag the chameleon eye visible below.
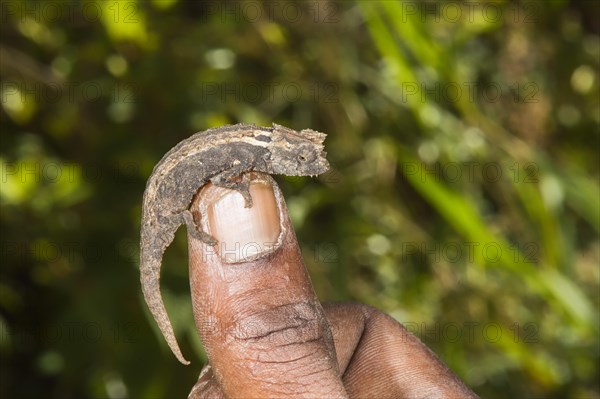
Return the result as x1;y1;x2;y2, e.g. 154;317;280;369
297;150;315;163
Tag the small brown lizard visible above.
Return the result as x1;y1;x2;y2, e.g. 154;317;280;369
140;123;329;364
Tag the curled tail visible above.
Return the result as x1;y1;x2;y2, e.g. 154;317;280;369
140;234;190;365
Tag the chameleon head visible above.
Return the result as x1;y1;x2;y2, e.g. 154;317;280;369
266;123;330;176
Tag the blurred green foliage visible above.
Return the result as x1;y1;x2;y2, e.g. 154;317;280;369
1;1;598;398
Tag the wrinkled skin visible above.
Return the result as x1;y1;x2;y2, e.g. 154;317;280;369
185;174;480;399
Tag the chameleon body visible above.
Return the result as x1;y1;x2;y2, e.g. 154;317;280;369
140;123;329;364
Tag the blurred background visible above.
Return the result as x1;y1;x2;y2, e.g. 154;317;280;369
1;0;598;398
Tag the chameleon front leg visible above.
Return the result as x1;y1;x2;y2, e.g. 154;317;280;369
210;168;254;208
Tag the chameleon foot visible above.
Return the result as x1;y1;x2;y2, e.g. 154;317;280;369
181;210;217;245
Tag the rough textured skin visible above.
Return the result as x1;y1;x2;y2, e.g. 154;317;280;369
140;123;329;364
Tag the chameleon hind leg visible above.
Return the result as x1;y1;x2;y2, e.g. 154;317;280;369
181;210;217;245
182;169;254;245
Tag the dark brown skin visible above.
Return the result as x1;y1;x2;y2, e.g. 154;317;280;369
185;173;480;399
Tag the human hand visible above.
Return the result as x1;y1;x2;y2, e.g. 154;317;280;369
186;173;479;399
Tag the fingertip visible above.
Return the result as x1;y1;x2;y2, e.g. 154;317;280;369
192;172;284;263
186;173;345;398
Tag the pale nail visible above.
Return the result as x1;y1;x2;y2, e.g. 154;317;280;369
207;183;281;263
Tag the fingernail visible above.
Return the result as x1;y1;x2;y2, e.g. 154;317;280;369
205;181;281;263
